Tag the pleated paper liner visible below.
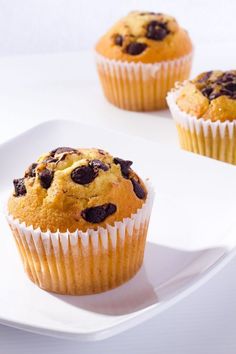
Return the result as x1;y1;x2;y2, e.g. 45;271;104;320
167;88;236;164
95;51;193;111
7;183;154;295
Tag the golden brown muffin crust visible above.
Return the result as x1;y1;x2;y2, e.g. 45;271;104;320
176;70;236;121
8;148;147;232
95;11;193;63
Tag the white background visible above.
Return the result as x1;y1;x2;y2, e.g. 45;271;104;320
0;1;236;353
0;0;234;56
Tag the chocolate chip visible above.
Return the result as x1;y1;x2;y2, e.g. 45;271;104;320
71;159;108;185
114;34;123;46
44;157;59;163
201;71;236;100
114;157;133;178
197;71;212;83
219;88;234;96
25;163;37;178
125;42;147;55
98;149;106;155
201;87;213;98
50;147;76;156
81;203;117;223
39;169;54;189
224;83;236;92
131;178;146;199
216;72;236;83
89;159;109;171
207;87;236;100
45;147;77;164
71;166;98;185
13;178;27;197
146;20;169;41
208;91;222;100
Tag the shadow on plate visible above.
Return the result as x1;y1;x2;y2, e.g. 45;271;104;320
51;242;225;316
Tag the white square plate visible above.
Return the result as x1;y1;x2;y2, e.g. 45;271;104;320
1;119;236;341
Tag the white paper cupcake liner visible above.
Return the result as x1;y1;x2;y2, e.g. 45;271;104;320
167;87;236;164
95;51;193;111
7;182;154;295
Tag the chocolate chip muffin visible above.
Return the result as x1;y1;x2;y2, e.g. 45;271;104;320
167;70;236;164
176;70;236;121
95;11;193;111
7;147;153;295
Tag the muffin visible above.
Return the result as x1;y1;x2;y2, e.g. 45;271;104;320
95;11;193;111
167;70;236;164
7;147;154;295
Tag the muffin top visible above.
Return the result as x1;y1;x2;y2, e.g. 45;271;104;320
95;11;192;63
176;70;236;122
8;147;147;232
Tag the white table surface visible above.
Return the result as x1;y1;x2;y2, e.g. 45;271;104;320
1;43;236;353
